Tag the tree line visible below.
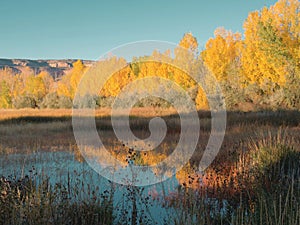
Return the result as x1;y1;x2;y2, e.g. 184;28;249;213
0;0;299;110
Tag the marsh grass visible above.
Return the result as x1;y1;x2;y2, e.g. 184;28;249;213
0;173;114;225
165;126;300;225
0;109;299;224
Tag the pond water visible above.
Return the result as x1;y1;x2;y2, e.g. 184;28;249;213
0;151;181;224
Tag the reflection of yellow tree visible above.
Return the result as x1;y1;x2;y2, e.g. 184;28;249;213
79;143;175;178
175;162;200;189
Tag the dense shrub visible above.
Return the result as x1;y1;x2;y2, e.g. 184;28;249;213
135;97;171;108
39;93;73;109
39;92;60;109
73;94;97;108
95;96;115;108
12;96;36;109
57;96;73;109
283;73;300;110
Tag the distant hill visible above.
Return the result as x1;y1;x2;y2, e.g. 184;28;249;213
0;58;95;80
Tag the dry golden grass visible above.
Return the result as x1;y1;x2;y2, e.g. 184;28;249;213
0;108;179;154
0;107;179;121
0;108;73;120
0;109;299;157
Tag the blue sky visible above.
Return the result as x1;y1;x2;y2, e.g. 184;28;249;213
0;0;277;60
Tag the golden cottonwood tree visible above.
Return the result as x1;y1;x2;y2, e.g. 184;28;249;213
0;68;14;90
202;27;242;81
11;74;25;98
174;32;198;87
271;0;300;63
178;32;198;52
242;0;300;91
24;75;47;100
0;80;12;108
57;60;87;99
98;57;133;97
195;86;209;110
100;65;133;97
37;71;54;94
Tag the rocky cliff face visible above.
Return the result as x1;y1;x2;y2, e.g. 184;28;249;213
0;58;94;80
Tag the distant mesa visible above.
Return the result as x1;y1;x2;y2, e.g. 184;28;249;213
0;58;95;80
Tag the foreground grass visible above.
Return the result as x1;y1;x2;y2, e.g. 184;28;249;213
168;128;300;225
0;174;113;225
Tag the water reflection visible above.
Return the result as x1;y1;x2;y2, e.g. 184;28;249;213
0;151;181;224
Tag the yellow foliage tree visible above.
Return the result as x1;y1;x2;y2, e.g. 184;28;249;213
0;80;12;108
174;32;198;89
202;27;242;81
37;71;54;94
178;32;198;52
98;57;133;97
195;86;209;110
57;60;87;99
242;0;300;91
11;74;25;98
100;65;133;97
24;75;47;100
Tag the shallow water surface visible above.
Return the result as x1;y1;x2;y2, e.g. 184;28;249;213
0;151;180;224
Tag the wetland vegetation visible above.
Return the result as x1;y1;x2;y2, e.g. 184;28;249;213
0;109;299;224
